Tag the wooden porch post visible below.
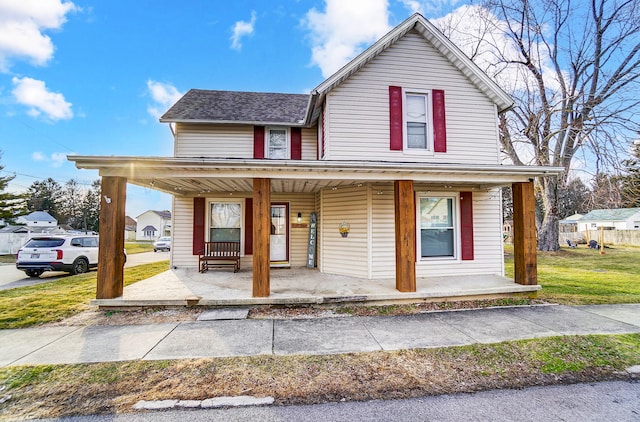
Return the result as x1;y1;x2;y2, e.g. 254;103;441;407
512;181;537;285
394;180;416;292
96;176;127;299
252;178;271;297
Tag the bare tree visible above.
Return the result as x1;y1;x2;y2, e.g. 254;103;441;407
438;0;640;250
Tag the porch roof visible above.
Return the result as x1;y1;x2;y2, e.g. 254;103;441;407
69;155;563;195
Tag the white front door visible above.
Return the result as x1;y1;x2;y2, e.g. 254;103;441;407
270;204;288;262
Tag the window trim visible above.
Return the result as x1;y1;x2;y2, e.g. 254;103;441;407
207;199;244;256
403;89;434;155
265;127;291;159
416;192;461;261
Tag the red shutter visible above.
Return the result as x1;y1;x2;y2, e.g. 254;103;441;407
253;126;265;159
389;86;403;151
244;198;253;255
192;197;205;255
291;127;302;160
460;192;474;260
432;89;447;152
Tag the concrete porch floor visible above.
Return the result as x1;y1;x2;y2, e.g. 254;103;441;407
92;267;541;308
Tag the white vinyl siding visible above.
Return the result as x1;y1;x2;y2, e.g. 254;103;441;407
371;184;395;278
171;196;198;268
320;187;369;278
325;30;500;164
174;124;253;158
174;123;318;160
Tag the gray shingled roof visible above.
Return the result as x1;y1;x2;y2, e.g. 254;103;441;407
160;89;310;125
580;208;640;221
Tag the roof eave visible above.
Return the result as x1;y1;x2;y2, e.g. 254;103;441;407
159;118;307;127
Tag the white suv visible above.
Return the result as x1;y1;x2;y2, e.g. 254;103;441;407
16;235;100;277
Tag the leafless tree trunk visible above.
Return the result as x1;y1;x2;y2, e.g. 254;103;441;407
438;0;640;250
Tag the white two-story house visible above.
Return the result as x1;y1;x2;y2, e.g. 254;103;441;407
70;14;562;300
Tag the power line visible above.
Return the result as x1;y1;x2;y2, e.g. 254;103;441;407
0;169;97;187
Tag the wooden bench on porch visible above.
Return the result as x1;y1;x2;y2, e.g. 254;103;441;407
198;241;241;273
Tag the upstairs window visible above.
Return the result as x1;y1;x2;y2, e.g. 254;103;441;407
266;128;289;159
406;94;429;150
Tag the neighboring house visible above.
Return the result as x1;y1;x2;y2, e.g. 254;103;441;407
135;210;171;240
70;14;562;300
125;216;137;241
559;213;583;233
577;208;640;231
15;211;57;228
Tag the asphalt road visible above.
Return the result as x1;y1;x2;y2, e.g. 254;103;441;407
0;251;169;291
35;381;640;421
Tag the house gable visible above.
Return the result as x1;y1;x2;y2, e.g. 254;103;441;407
322;30;502;164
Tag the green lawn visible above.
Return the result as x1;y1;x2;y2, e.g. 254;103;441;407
124;242;154;254
0;261;169;329
505;245;640;305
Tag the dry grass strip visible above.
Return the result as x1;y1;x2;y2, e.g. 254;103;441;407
1;334;639;420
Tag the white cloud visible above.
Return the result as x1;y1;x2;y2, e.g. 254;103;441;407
147;80;183;119
0;0;77;71
32;151;70;167
303;0;391;78
230;11;256;51
51;152;67;167
12;76;73;120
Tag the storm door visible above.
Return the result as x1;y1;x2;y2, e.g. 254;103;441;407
270;203;289;263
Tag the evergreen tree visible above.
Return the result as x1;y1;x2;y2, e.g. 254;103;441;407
27;178;63;218
620;142;640;208
0;152;28;224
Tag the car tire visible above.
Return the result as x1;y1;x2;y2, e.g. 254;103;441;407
71;258;89;275
24;269;44;278
154;249;158;252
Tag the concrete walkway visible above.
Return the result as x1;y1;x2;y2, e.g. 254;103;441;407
2;304;640;367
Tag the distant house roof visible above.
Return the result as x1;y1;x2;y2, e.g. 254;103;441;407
0;225;31;233
136;210;171;220
160;90;309;126
125;216;137;232
22;211;56;222
580;208;640;221
153;210;171;219
141;225;157;232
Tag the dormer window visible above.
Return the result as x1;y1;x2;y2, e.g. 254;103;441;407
266;127;289;159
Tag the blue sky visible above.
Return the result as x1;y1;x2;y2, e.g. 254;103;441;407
2;0;467;217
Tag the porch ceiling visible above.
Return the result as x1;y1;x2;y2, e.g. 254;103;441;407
69;156;563;195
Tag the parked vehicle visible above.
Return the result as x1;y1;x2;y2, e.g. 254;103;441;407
153;236;171;252
16;235;101;277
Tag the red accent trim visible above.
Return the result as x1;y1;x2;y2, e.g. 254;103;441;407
460;192;474;260
432;89;447;152
245;198;253;255
389;86;403;151
253;126;265;159
193;197;205;255
291;127;302;160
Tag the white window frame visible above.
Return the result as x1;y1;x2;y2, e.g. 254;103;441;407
403;89;434;155
416;192;460;261
265;127;290;159
207;199;244;256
